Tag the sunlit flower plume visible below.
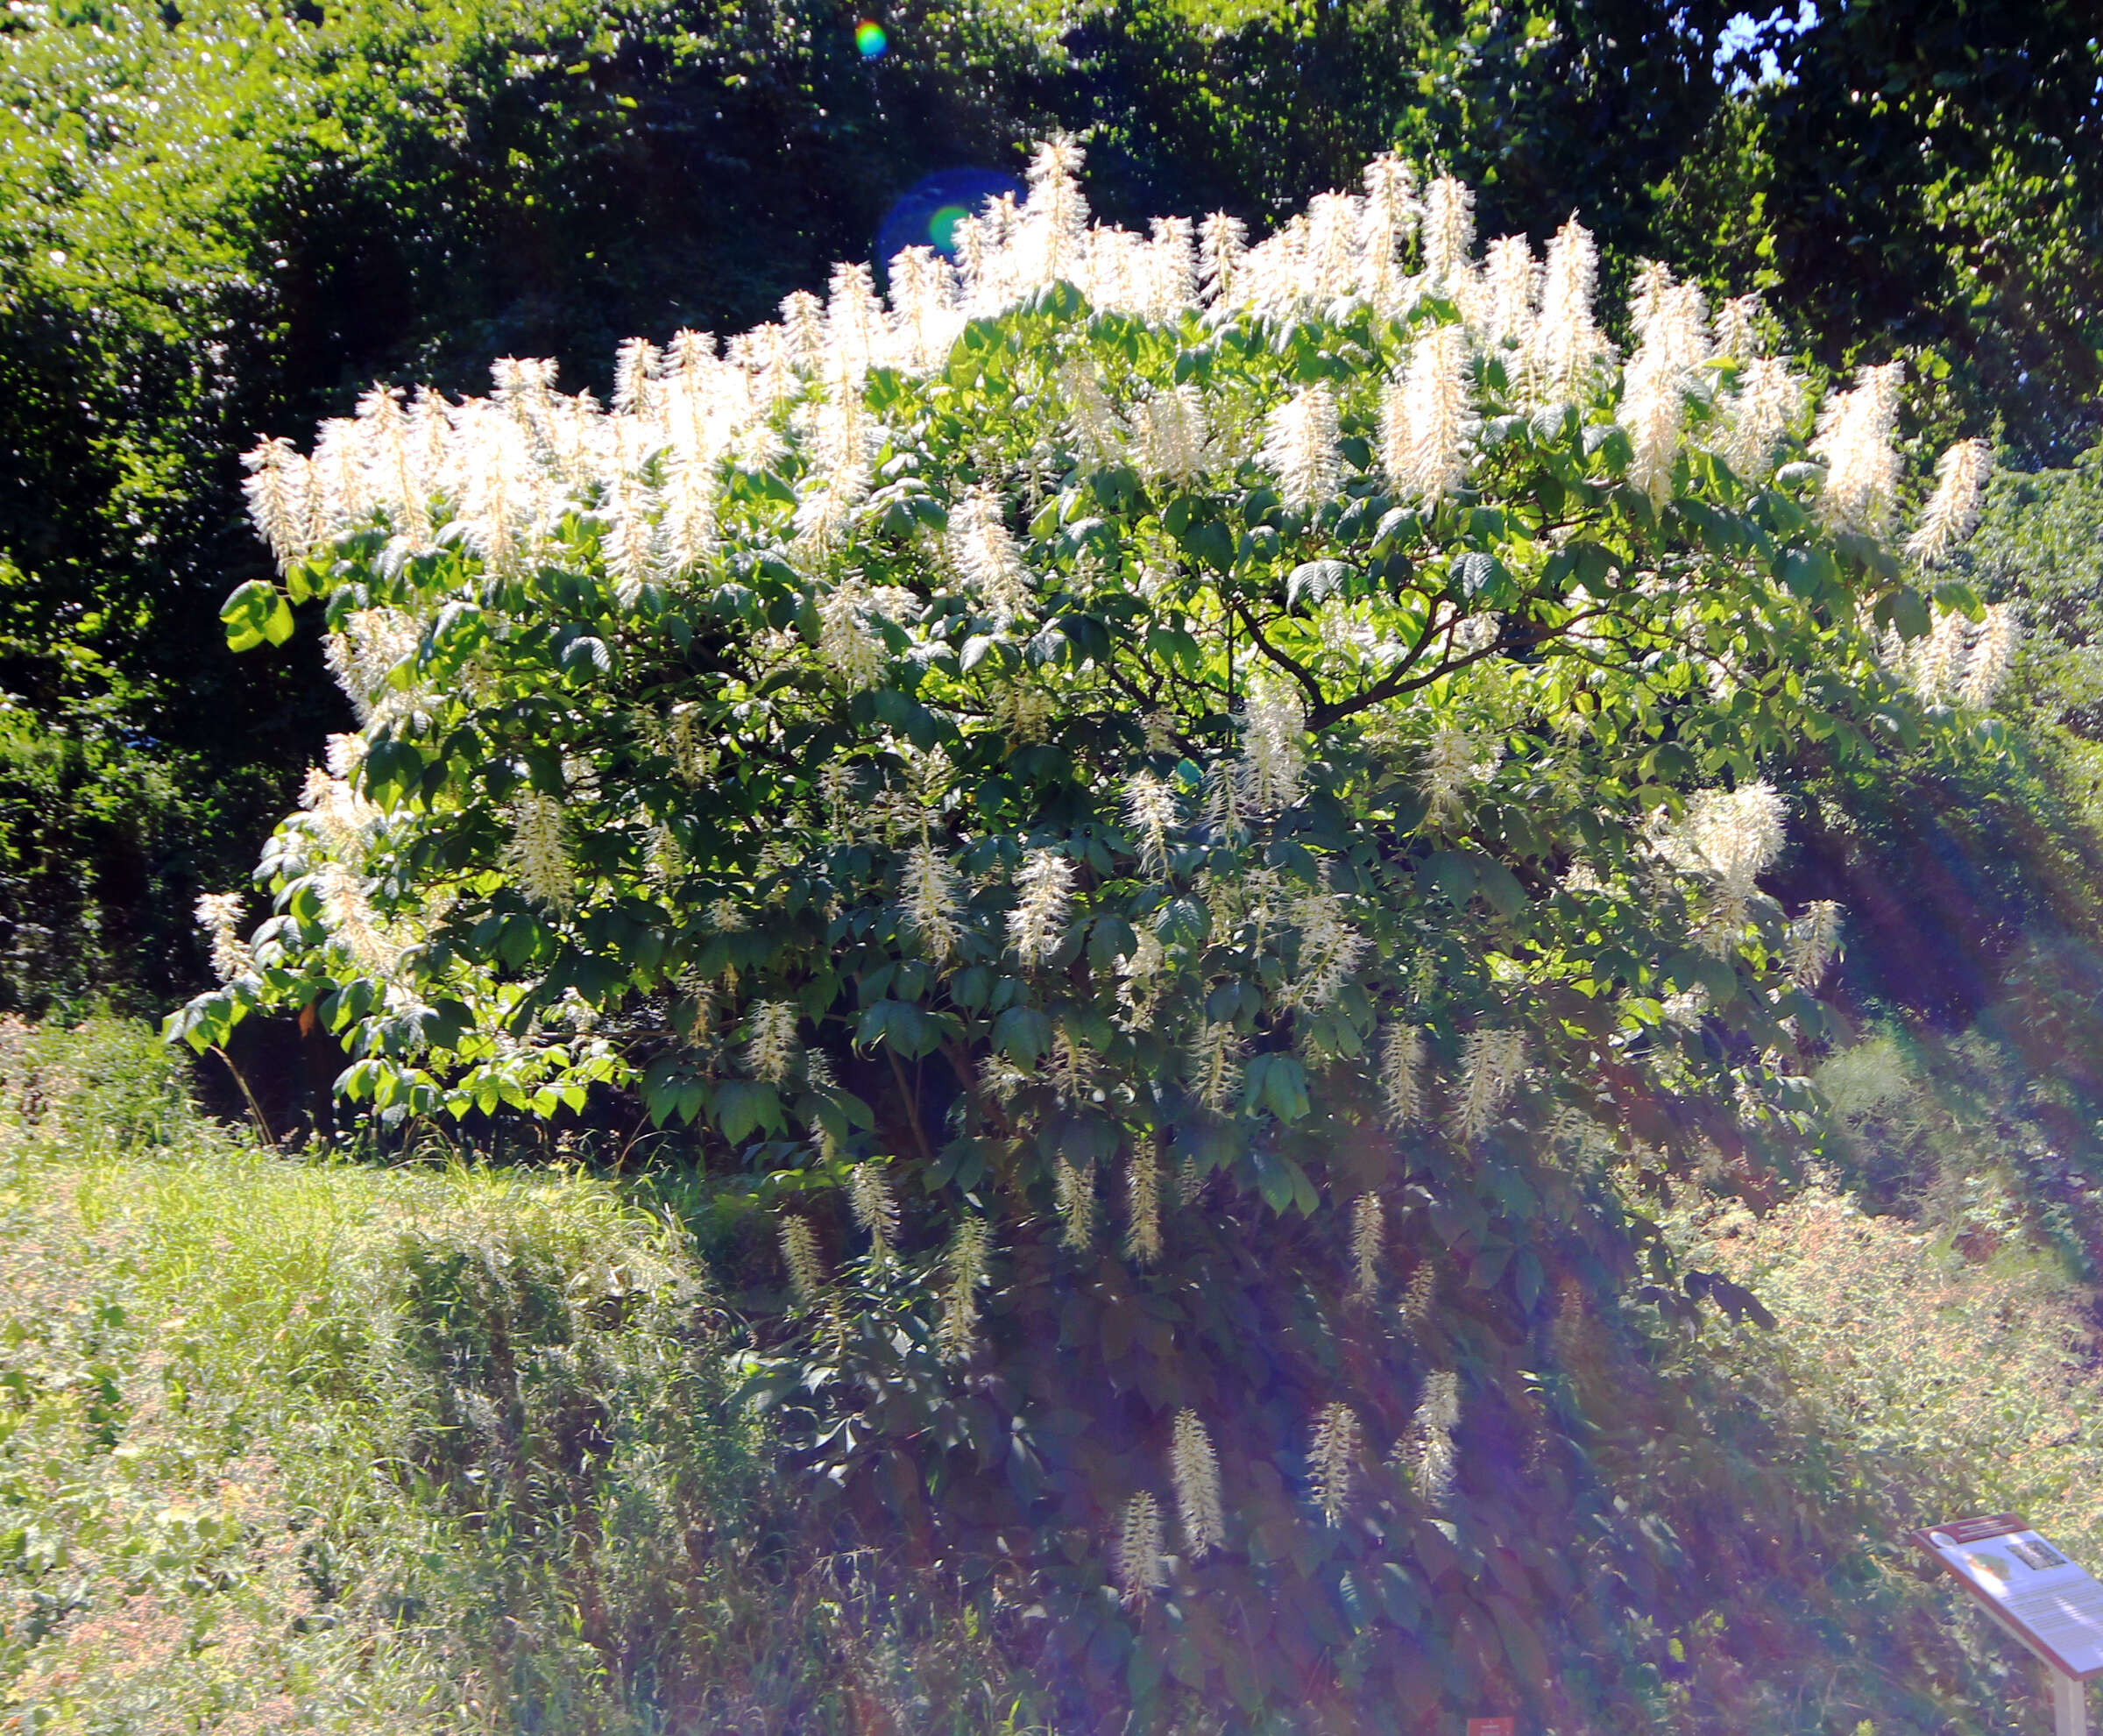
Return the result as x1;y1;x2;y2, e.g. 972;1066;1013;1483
1905;437;1993;565
505;791;576;916
1524;215;1610;403
949;485;1033;622
747;999;803;1085
1124;1144;1163;1265
1813;362;1904;531
194;892;252;983
1381;322;1475;507
1788;899;1844;989
937;1214;989;1360
1190;1020;1243;1113
1479;235;1538;350
778;1215;828;1309
1960;604;2019;708
1722;355;1802;482
1347;1193;1384;1305
1653;783;1788;955
1236;676;1309;811
1381;1023;1426;1125
1260;382;1341;513
901;837;966;962
1008;847;1074;970
1420;175;1474;295
847;1162;899;1264
1453;1028;1525;1140
1055;1156;1096;1250
1122;771;1181;876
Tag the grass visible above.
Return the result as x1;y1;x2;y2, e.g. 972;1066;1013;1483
0;1017;1044;1735
7;1011;2103;1733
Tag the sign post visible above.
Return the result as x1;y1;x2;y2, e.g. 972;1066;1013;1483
1915;1515;2103;1735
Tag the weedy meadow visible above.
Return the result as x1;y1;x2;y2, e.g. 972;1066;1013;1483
0;1017;1047;1734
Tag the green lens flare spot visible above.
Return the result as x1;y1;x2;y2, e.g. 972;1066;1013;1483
928;204;967;252
854;19;887;58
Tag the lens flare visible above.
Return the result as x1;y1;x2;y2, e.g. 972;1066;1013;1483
854;18;887;58
874;168;1023;273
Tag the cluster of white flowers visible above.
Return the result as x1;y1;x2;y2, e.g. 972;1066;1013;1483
1055;1156;1096;1250
778;1216;828;1309
1887;601;2020;710
1787;899;1844;989
937;1214;990;1361
1380;1023;1427;1125
1652;783;1788;953
504;792;577;916
1236;677;1309;811
900;838;967;962
1812;362;1904;532
1007;847;1075;969
1307;1400;1360;1525
1171;1409;1226;1559
321;606;424;730
1347;1193;1384;1305
193;892;252;983
1115;1490;1168;1598
1278;889;1367;1013
1126;384;1214;486
1380;322;1475;506
746;999;803;1085
1419;721;1501;825
1904;438;1993;566
947;485;1033;621
847;1162;899;1264
1620;263;1710;504
313;861;395;974
1259;383;1341;514
818;579;883;691
1189;1020;1244;1112
1122;771;1183;876
1453;1028;1526;1140
245;128;1993;749
1125;1144;1163;1266
1405;1370;1462;1510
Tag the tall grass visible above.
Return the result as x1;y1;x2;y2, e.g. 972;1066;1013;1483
0;1017;1045;1734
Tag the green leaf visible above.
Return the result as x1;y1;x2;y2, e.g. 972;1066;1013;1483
993;1005;1052;1068
220;580;290;653
1156;896;1210;949
713;1079;782;1144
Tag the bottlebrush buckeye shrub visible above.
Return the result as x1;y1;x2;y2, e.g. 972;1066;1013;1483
176;142;2010;1730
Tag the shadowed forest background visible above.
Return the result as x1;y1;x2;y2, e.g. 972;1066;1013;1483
6;4;2103;1734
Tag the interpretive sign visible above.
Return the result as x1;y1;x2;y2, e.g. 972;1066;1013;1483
1464;1720;1514;1736
1914;1515;2103;1680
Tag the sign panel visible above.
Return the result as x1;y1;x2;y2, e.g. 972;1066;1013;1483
1465;1720;1515;1736
1915;1515;2103;1680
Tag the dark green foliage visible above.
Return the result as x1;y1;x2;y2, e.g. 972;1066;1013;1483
1958;434;2103;736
